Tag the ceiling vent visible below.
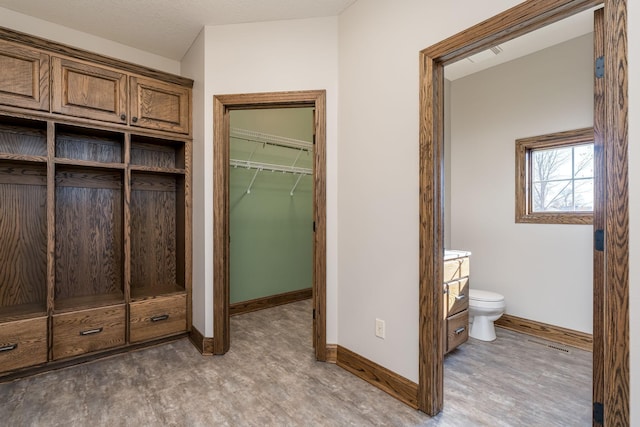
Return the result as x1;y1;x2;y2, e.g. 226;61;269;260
467;45;503;63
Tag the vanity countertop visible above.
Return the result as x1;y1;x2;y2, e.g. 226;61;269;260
444;249;471;260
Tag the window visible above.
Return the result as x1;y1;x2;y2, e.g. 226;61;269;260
515;128;594;224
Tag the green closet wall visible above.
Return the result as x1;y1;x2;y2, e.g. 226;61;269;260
229;108;314;304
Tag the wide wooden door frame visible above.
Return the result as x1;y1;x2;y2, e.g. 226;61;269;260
418;0;628;424
212;90;327;361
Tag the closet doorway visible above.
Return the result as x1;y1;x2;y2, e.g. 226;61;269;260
213;91;327;360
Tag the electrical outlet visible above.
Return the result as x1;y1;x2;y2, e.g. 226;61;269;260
375;318;385;339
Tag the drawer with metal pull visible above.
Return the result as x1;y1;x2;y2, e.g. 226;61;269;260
446;310;469;353
52;305;126;360
129;294;186;343
444;257;470;282
0;317;47;373
444;277;469;317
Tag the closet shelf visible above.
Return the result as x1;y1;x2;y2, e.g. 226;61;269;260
230;158;311;195
230;128;313;151
230;158;311;176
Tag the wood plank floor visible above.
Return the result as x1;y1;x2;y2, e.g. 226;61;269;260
0;299;591;426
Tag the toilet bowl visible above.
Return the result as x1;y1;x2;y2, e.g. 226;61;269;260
469;289;505;341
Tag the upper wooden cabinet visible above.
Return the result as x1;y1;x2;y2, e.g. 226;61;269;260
0;40;49;111
51;60;190;134
130;77;190;134
52;57;128;125
0;29;192;135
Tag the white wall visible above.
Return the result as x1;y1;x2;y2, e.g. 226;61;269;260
182;17;339;340
181;29;208;334
338;0;522;382
449;34;593;333
0;6;180;74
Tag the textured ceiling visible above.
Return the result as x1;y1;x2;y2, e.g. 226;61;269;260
0;0;357;60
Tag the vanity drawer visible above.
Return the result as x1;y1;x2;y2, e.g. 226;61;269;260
0;317;48;373
130;294;186;343
444;257;470;282
52;305;125;360
445;277;469;316
446;310;469;353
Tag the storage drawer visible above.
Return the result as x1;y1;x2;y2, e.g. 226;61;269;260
130;294;186;343
444;257;470;282
0;317;47;373
445;277;469;317
446;310;469;353
52;305;125;360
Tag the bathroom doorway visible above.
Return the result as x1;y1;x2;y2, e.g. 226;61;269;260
441;7;597;424
418;0;628;423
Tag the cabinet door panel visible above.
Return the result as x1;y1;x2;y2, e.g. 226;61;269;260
52;57;127;124
130;76;190;134
445;277;469;317
0;40;49;111
443;257;469;282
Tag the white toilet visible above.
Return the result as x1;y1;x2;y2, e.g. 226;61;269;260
468;289;506;341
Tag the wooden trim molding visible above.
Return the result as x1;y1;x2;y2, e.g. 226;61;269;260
229;288;312;316
213;90;327;361
0;27;193;87
419;0;628;423
325;344;337;363
495;314;592;352
336;346;418;409
188;326;214;356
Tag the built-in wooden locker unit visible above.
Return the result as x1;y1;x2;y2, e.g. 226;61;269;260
0;27;192;379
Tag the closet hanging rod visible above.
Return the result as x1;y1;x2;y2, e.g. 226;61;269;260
230;158;312;176
230;128;313;151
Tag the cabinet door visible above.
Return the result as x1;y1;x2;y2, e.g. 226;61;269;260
130;76;190;134
51;57;128;124
0;40;49;111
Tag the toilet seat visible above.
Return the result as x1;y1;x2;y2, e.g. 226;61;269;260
469;289;504;302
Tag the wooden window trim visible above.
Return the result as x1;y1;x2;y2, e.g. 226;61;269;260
515;127;594;225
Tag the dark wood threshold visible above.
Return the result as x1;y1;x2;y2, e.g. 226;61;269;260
495;314;592;351
188;326;215;355
336;345;418;409
230;288;312;316
0;332;187;383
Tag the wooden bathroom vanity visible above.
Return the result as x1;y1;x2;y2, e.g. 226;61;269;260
443;250;470;353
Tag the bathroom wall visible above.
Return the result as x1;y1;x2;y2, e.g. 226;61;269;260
229;108;314;303
449;34;593;333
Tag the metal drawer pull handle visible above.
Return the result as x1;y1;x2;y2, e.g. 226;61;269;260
454;327;466;335
151;314;169;322
0;343;18;352
80;327;103;336
455;294;466;301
